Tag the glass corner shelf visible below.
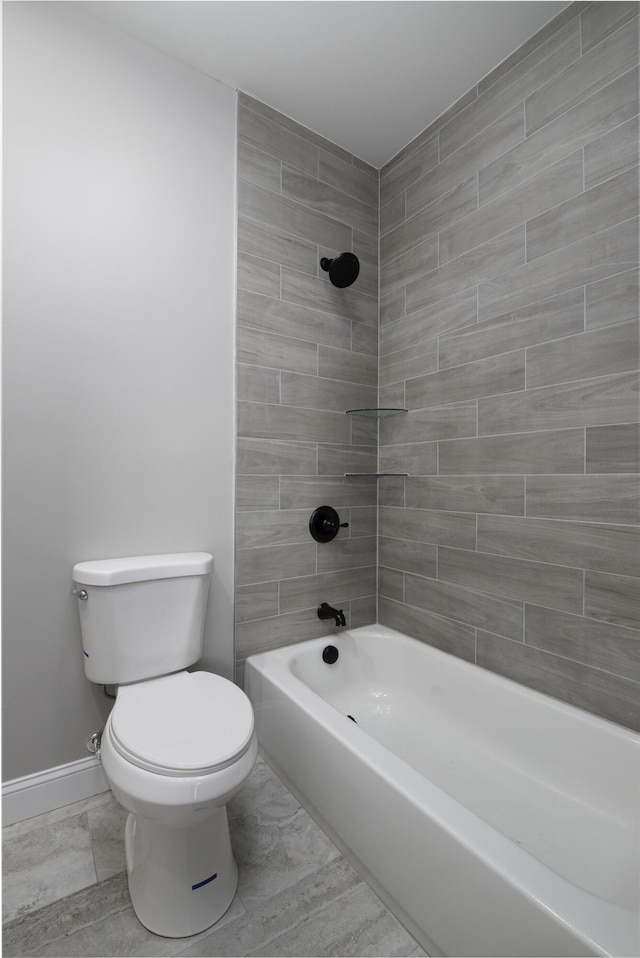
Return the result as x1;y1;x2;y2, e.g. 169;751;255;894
345;407;408;418
345;472;409;478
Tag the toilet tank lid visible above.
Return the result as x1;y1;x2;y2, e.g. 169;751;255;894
72;552;213;586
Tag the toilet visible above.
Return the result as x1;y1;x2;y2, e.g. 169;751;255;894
72;552;257;938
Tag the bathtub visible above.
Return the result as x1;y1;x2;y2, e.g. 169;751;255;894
245;624;639;957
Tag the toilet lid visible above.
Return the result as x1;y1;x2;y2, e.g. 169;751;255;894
109;671;255;777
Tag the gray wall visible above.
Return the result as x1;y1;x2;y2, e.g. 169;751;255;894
3;1;237;782
236;2;639;730
235;94;379;681
378;1;640;730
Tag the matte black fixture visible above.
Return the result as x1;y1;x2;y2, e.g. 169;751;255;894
309;505;349;543
322;645;339;664
320;252;360;288
318;602;346;627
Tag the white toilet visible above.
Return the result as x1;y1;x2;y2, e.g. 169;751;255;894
72;552;257;938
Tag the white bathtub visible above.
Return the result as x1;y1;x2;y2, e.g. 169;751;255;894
245;624;639;958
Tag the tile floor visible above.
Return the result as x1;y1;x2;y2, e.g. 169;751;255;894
3;756;425;957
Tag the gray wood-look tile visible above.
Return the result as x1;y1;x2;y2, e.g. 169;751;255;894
440;428;584;475
351;320;378;358
378;596;476;662
585;267;639;330
282;165;378;237
585;116;640;189
478;4;585;96
525;15;639;137
236;542;317;587
379;233;439;294
442;152;583;265
526;474;639;524
235;607;343;658
581;1;640;54
238;402;351;445
236;581;279;624
236;476;280;512
477;514;640;578
381;286;478;355
407;350;525;410
379;506;476;550
281;267;378;327
526;168;638;264
234;14;639;735
524;604;640;681
438;546;584;613
381;190;407;237
404;572;524;641
406;475;524;515
478;218;638;322
479;371;639;435
439;19;581;162
237;365;280;404
238;140;282;193
237;438;317;476
279;566;376;615
379;536;437;579
406;225;526;316
380;284;406;326
407;106;524;218
479;67;639;205
319;149;378;209
381;175;477;266
316;535;376;573
438;288;585;369
237;326;318;377
238;104;318;177
239;93;354;166
318;346;377;386
586;422;640;473
380;340;438;387
585;570;640;631
317;442;377;476
347;506;378;538
379;566;405;602
280;476;377;510
237;252;281;298
238;289;352;350
239;180;351;253
378;441;437;476
379;131;438;209
280;371;376;413
476;629;640;730
236;510;311;550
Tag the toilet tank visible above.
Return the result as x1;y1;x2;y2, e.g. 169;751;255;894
72;552;213;685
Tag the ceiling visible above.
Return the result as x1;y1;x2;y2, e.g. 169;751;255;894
77;1;571;168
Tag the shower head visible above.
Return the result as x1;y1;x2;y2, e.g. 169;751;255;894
320;252;360;288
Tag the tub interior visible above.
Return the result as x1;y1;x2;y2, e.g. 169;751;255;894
290;632;638;913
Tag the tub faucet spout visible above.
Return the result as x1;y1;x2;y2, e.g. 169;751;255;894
318;602;346;627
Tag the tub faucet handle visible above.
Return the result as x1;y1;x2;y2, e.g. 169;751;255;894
317;602;346;627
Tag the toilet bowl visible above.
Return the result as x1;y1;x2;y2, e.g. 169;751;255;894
72;552;257;938
101;670;257;937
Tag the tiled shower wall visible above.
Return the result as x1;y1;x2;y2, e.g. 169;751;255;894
235;94;379;680
235;2;640;730
378;1;640;730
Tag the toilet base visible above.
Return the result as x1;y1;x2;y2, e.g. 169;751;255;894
124;808;238;938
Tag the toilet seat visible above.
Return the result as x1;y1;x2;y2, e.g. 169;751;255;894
109;671;254;777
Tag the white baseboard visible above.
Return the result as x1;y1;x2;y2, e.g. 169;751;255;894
2;756;109;826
